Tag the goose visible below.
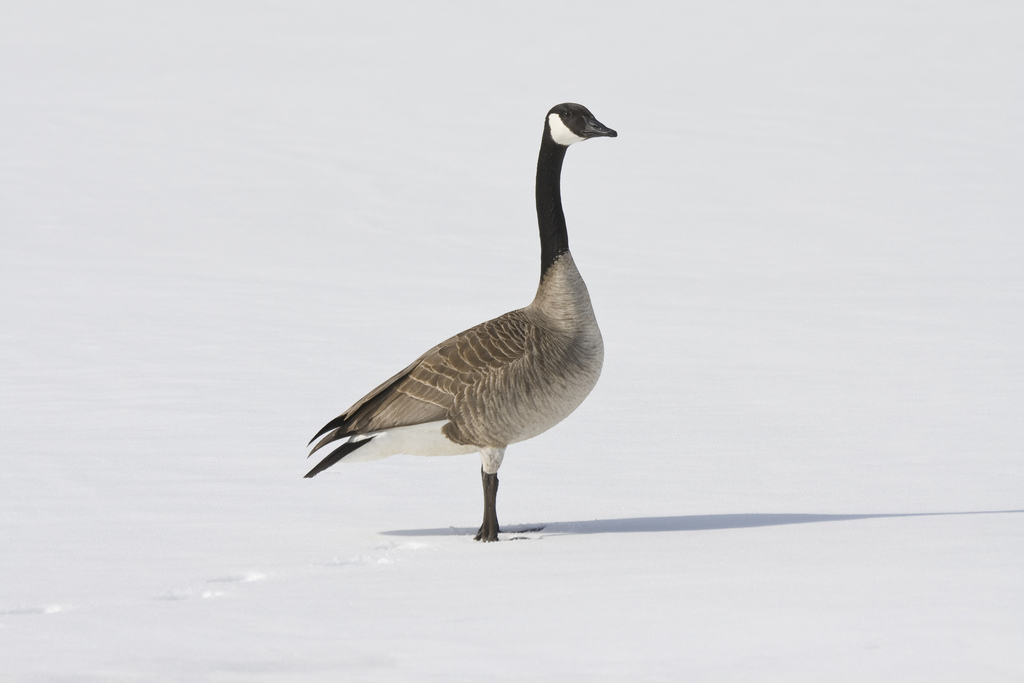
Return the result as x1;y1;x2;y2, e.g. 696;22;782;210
306;102;617;541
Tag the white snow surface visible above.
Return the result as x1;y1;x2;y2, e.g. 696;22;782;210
2;2;1023;681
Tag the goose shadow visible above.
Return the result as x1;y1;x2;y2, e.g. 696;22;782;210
382;509;1024;537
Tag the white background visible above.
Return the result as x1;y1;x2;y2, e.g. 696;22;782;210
2;2;1022;680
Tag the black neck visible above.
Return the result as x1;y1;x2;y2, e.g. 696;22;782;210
535;132;569;276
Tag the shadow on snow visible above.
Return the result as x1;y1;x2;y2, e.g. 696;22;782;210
382;509;1024;537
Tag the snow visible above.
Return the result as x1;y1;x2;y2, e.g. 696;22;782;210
2;1;1022;680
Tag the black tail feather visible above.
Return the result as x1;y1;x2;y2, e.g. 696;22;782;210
304;438;374;478
308;413;352;447
308;427;344;458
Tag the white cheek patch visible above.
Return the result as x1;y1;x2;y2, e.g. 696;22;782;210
548;113;585;146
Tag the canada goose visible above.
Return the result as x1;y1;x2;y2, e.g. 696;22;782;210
306;103;616;541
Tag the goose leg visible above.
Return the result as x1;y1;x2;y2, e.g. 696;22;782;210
475;447;505;542
475;469;500;542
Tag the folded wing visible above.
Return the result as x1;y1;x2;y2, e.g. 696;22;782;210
308;310;535;457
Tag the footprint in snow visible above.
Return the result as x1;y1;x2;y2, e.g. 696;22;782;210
206;572;267;584
326;540;431;567
0;604;65;616
156;589;192;602
156;572;267;602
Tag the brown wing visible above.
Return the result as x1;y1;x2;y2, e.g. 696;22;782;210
308;309;535;454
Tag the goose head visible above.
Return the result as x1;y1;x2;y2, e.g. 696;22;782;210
546;103;617;146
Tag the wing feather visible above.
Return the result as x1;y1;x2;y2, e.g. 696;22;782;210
308;310;535;452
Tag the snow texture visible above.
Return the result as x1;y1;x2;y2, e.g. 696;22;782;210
2;2;1022;681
